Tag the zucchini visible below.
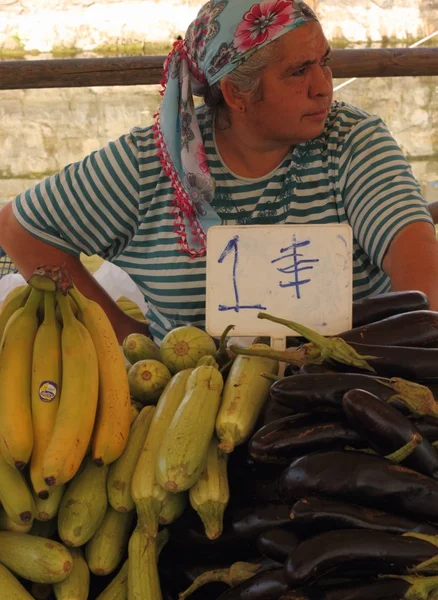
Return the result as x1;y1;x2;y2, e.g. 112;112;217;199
215;344;279;453
95;559;128;600
0;563;34;599
107;405;155;512
53;547;89;600
156;365;224;494
58;457;108;547
127;528;162;600
0;531;72;584
159;491;188;525
131;369;193;534
85;506;134;576
189;436;230;540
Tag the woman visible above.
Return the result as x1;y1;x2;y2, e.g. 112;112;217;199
0;0;437;343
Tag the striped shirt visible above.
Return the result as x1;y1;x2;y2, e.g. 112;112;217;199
13;101;432;341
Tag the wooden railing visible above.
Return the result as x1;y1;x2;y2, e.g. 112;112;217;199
0;48;437;90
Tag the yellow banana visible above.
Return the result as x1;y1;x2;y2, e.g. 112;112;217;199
30;292;62;499
69;287;131;467
0;284;31;342
0;288;42;469
42;292;99;488
0;450;35;526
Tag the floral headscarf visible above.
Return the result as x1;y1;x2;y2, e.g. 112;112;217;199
153;0;319;257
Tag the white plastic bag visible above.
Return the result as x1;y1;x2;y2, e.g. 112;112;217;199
0;261;149;315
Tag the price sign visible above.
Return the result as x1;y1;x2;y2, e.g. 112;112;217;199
206;225;353;345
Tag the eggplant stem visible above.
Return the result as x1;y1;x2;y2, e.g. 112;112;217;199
229;345;305;366
219;358;235;375
257;312;377;373
386;378;438;418
178;562;260;600
384;434;422;464
261;372;282;383
344;446;377;456
217;324;235;366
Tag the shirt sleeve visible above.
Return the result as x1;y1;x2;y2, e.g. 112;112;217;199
338;115;432;269
12;130;142;262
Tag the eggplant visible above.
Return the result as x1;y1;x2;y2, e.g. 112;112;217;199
289;496;438;536
270;373;405;413
338;310;438;347
412;416;438;442
248;414;364;464
231;502;293;541
344;341;438;381
259;399;304;427
257;528;300;563
342;389;438;478
216;567;290;600
284;529;438;586
299;363;336;375
279;450;438;520
352;290;429;328
279;578;415;599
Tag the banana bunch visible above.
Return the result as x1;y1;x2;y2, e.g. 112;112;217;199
117;296;148;323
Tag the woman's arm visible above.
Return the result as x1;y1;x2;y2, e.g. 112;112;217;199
0;202;150;343
382;221;438;311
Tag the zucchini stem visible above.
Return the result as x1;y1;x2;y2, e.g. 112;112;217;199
257;312;377;373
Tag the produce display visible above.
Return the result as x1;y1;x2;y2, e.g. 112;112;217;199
1;273;438;599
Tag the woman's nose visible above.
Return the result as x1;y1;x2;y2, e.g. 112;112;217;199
309;65;333;98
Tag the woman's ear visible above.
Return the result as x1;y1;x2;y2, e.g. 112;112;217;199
220;78;247;113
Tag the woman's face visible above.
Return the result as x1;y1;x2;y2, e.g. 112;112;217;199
246;22;333;147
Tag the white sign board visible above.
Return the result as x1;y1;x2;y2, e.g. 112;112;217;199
206;225;353;340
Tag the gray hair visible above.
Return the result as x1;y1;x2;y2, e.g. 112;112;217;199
204;40;284;123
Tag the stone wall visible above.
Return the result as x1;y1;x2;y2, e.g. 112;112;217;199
1;0;437;54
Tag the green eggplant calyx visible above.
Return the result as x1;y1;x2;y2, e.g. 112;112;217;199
178;562;260;600
410;555;438;575
216;324;235;366
388;378;438;417
384;434;422;464
380;575;438;600
344;446;377;456
257;312;376;372
403;532;438;549
219;358;235;375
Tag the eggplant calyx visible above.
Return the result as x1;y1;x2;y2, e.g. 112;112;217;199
380;574;438;600
384;434;422;464
403;532;438;549
178;562;260;600
257;312;376;373
261;372;282;383
387;378;438;417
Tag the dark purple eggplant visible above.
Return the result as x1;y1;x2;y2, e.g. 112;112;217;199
270;374;404;413
257;528;300;563
259;399;305;427
279;450;438;520
279;578;413;599
345;342;438;381
289;496;438;535
338;310;438;347
216;567;290;600
284;529;438;586
248;414;364;464
231;502;293;541
299;363;337;375
342;389;438;478
412;416;438;442
352;291;429;328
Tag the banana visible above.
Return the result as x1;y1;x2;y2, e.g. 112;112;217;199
69;287;131;467
0;449;36;525
0;508;33;533
0;284;31;342
33;485;65;521
0;288;42;469
30;292;62;499
42;292;99;488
